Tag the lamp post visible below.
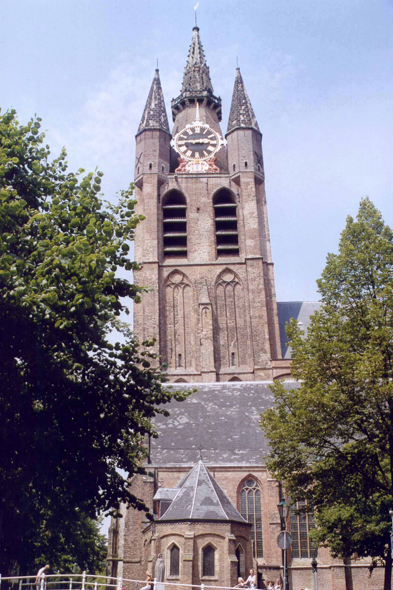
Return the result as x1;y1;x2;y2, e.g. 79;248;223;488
277;498;290;590
311;549;318;590
389;509;393;559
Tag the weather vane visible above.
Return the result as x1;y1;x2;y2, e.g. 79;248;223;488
194;2;199;26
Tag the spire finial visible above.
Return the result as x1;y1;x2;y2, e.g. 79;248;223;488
236;56;239;68
194;2;199;26
156;58;159;70
198;443;203;461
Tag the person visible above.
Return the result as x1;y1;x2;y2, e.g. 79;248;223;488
35;565;50;590
274;580;282;590
267;583;274;590
245;569;256;589
140;574;152;590
235;577;246;588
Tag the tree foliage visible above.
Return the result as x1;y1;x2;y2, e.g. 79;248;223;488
261;198;393;588
0;109;181;574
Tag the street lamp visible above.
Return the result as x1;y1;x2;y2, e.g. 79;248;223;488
277;498;290;590
389;509;393;559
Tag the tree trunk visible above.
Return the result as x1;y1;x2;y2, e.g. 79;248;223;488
384;546;392;590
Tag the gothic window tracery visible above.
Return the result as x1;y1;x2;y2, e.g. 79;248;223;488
240;478;263;558
163;190;187;257
165;270;194;370
213;189;239;257
215;269;249;369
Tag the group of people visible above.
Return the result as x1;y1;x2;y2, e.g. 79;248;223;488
235;569;257;588
235;573;283;590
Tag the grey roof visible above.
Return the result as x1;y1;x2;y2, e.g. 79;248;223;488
277;301;322;359
151;381;298;466
227;68;260;133
153;488;179;501
159;460;248;523
180;26;214;96
137;69;170;135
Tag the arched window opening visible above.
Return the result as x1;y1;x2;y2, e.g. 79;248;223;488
169;544;180;576
163;191;187;257
240;478;263;558
290;500;316;558
202;544;215;577
235;545;245;579
213;189;239;257
174;378;187;383
229;376;241;382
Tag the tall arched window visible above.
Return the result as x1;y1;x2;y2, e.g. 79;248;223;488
235;544;245;579
240;478;263;558
290;500;316;558
202;544;215;577
169;544;180;576
213;189;239;257
163;190;187;257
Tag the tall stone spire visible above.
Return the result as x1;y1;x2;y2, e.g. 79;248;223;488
227;68;260;133
137;69;170;135
181;26;214;95
171;26;222;121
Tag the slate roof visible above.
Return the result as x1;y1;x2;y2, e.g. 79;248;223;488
137;69;170;135
277;301;322;359
150;381;298;467
158;460;248;523
227;68;260;133
180;26;214;96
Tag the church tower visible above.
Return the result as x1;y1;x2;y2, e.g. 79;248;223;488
134;26;286;382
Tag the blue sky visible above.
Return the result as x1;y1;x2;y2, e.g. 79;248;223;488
1;0;392;302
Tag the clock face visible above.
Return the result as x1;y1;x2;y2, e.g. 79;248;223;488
172;124;223;161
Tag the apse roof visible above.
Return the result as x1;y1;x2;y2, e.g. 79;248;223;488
158;460;248;523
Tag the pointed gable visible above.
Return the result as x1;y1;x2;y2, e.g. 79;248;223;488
227;68;260;133
137;69;170;134
159;461;247;523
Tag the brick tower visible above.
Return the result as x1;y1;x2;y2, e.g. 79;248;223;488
134;26;288;382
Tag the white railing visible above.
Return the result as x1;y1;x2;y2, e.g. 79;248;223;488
0;575;249;590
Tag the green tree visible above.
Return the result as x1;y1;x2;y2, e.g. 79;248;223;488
261;198;393;590
0;109;181;575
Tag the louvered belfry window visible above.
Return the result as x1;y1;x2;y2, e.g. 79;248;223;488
163;190;187;257
213;189;239;257
290;500;316;558
240;478;263;558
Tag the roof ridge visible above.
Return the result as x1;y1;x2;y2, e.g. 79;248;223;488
205;465;229;520
190;460;202;518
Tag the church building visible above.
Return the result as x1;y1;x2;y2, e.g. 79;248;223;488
107;25;386;590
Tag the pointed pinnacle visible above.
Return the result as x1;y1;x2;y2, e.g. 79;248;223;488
181;26;214;95
137;69;170;135
227;68;260;133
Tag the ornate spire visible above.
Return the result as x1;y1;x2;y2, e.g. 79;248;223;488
227;68;260;133
171;27;222;121
181;26;214;95
137;69;170;135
